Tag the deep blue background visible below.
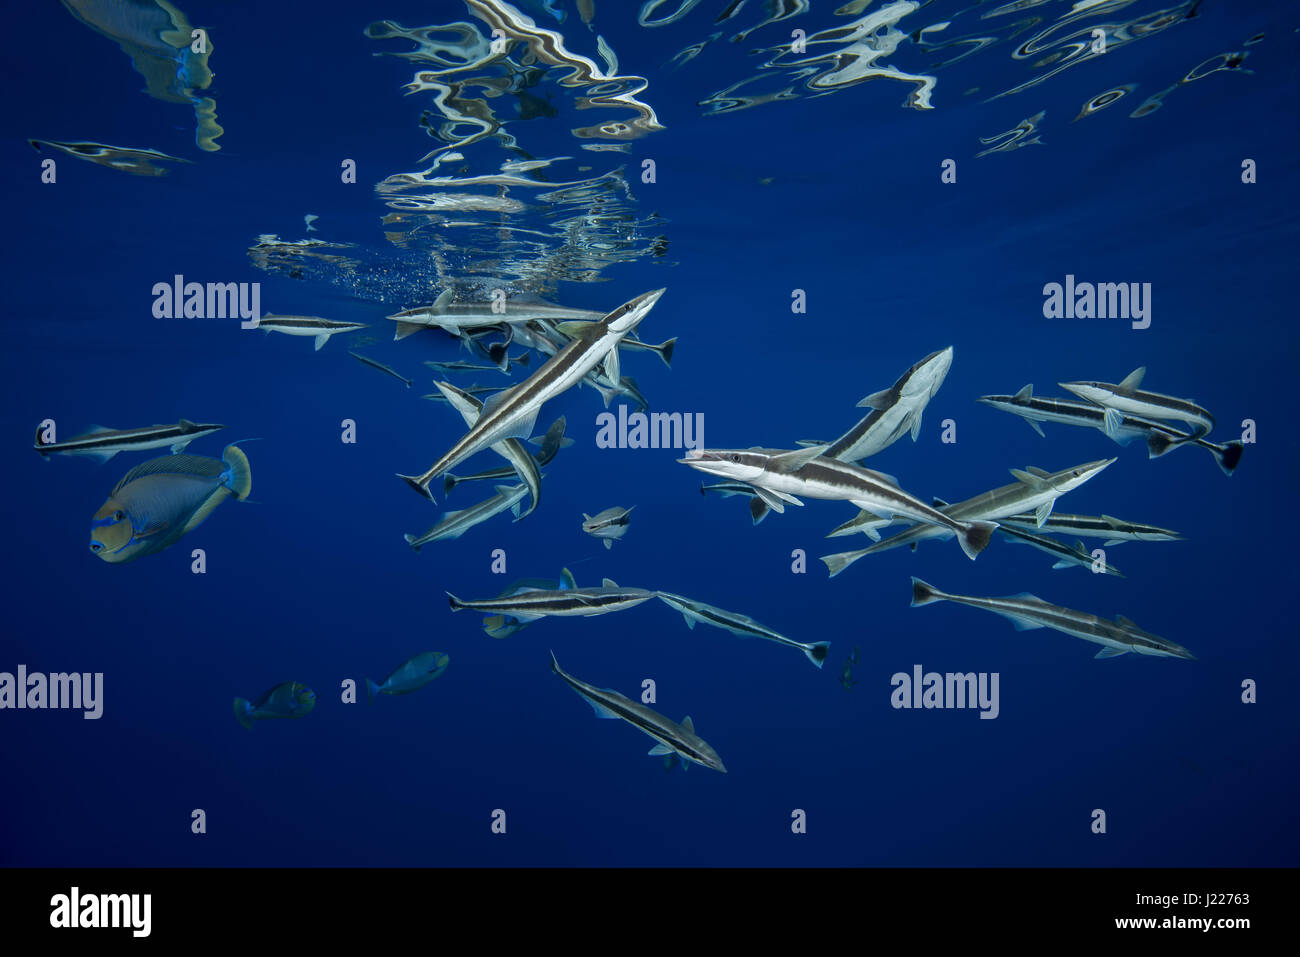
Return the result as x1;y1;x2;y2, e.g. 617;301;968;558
2;0;1296;866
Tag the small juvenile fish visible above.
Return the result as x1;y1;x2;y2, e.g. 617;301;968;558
35;419;223;461
258;314;366;351
89;444;252;563
582;505;634;549
234;682;315;729
349;351;411;387
366;652;450;702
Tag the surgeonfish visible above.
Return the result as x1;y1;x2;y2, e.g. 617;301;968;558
234;681;316;729
366;652;450;702
89;444;252;563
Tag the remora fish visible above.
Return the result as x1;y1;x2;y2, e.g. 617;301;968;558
680;446;997;560
582;505;634;549
978;385;1241;475
481;571;577;639
89;444;252;563
802;347;953;462
257;313;367;351
233;681;316;729
434;382;542;519
995;523;1124;576
398;289;666;500
447;573;654;621
819;459;1115;576
1001;511;1182;545
443;417;573;494
910;578;1194;660
1059;368;1215;442
366;652;450;702
550;651;727;773
349;351;412;388
656;592;830;668
34;419;224;461
388;290;604;340
737;348;955;526
424;357;530;374
404;484;531;550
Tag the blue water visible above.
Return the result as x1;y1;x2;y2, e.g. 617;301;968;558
2;0;1297;867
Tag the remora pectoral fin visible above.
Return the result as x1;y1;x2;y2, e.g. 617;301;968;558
1024;417;1046;437
856;389;892;410
648;744;673;756
909;410;923;442
753;487;787;514
1102;408;1124;437
1034;501;1054;527
1095;647;1129;658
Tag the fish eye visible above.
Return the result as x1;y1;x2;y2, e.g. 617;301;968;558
1072;470;1080;477
113;510;125;522
729;454;741;463
89;542;102;552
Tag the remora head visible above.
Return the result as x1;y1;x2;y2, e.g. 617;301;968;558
604;288;665;336
677;448;770;483
1058;381;1114;405
906;346;953;398
1043;458;1116;494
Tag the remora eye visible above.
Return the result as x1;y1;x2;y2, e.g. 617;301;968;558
729;454;740;463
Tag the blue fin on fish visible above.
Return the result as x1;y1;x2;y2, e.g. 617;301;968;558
602;578;618;588
1051;560;1072;569
856;389;892;410
559;568;576;590
1009;617;1046;631
1035;501;1053;526
587;697;620;719
681;612;696;629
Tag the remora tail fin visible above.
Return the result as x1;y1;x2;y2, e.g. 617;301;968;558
957;521;997;560
910;577;944;607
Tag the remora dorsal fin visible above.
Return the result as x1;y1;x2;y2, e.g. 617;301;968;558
1116;367;1146;394
770;445;828;471
1013;384;1033;400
